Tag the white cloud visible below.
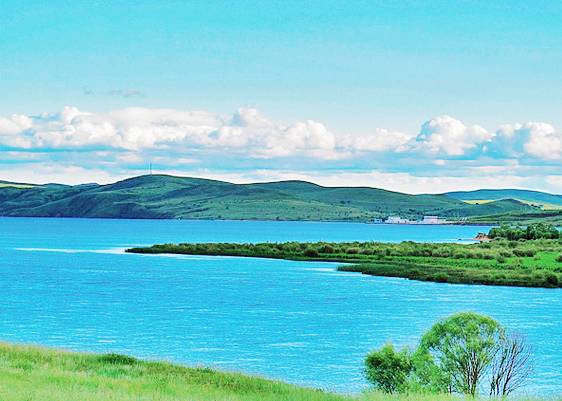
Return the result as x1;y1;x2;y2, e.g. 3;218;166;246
521;122;561;160
0;106;561;194
414;115;492;156
2;106;560;162
0;114;33;148
342;128;412;153
0;106;345;159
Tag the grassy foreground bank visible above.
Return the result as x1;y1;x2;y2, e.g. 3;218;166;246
127;240;562;288
0;342;466;401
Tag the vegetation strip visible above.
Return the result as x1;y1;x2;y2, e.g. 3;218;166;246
128;226;562;288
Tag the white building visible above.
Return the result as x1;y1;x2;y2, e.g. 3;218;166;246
420;215;447;225
385;216;412;224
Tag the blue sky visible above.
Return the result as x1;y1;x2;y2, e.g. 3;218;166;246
1;1;561;193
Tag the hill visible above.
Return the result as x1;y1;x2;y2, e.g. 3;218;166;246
0;180;35;189
446;189;562;210
0;174;543;222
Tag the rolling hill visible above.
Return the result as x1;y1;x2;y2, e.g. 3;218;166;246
0;174;549;222
446;189;562;210
0;180;35;189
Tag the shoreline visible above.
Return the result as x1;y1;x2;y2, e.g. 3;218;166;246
0;214;496;225
0;342;349;401
2;342;552;400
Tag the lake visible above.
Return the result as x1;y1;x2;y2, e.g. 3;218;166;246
0;217;560;394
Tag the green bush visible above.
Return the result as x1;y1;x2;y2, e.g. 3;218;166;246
545;273;559;287
303;248;319;257
364;344;412;393
489;223;560;240
97;353;138;365
318;244;335;254
513;248;536;257
434;273;449;283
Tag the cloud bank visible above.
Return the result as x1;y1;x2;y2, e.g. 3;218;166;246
0;106;560;193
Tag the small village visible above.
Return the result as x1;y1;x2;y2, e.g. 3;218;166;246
373;215;450;225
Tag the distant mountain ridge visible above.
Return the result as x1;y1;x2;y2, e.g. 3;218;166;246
0;174;555;222
445;189;562;209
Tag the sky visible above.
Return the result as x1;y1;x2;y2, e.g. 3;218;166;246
0;0;561;193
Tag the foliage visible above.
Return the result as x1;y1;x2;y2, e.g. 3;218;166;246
489;223;560;240
128;238;562;288
416;313;504;396
365;314;534;398
364;344;412;393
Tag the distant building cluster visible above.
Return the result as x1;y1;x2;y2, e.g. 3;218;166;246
375;215;449;225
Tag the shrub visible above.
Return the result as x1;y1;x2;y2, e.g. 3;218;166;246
513;248;536;257
525;223;560;240
489;223;560;240
434;273;449;283
98;353;137;365
365;344;412;393
303;248;319;257
545;273;559;287
318;244;334;254
557;254;562;263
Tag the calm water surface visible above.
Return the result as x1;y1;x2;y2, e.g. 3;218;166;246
0;218;560;394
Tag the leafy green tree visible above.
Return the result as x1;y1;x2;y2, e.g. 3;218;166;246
364;344;412;393
416;312;504;396
489;223;560;240
525;222;560;240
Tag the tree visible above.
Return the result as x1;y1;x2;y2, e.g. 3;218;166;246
364;343;412;393
417;312;504;396
489;333;533;397
525;223;560;240
363;313;534;396
489;223;560;240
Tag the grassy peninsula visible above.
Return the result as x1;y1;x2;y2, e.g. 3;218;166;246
128;236;562;288
0;342;465;401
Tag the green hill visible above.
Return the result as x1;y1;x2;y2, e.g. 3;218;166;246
0;174;542;222
446;189;562;210
0;180;35;189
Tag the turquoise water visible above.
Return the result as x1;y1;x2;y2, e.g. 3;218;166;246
0;217;560;394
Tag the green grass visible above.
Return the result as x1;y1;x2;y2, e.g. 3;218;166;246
0;342;345;401
0;343;554;401
127;240;562;288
